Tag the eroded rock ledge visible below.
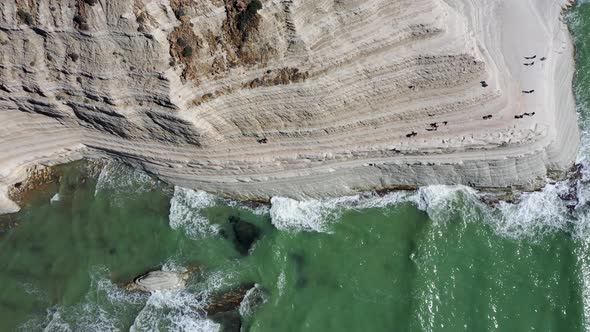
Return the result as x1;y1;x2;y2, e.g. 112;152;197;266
0;0;580;213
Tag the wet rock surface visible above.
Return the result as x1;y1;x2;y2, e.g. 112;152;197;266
205;283;255;315
206;283;266;331
126;270;190;292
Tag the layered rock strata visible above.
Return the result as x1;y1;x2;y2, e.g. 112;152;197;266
0;0;580;213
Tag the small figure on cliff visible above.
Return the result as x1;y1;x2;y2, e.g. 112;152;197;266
524;61;535;66
480;80;488;88
257;138;268;144
442;121;448;125
483;115;492;120
540;57;547;61
522;89;535;94
406;131;417;138
524;55;536;60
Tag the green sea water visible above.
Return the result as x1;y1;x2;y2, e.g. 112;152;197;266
3;3;590;332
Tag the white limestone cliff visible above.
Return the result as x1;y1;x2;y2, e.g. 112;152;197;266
0;0;580;213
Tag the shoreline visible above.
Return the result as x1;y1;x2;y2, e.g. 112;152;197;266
3;156;585;219
0;0;582;214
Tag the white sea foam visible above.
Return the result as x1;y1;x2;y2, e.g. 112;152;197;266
202;270;236;293
91;267;147;305
169;186;220;237
32;266;227;332
407;183;579;239
50;193;60;204
130;268;239;332
277;271;286;298
71;303;119;332
161;260;189;274
25;304;118;332
42;309;72;332
269;192;410;232
266;180;588;240
239;284;267;318
226;199;270;216
269;196;352;232
411;185;480;223
268;187;473;233
492;184;572;238
94;162;158;198
130;290;219;332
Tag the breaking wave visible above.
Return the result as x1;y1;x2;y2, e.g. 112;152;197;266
269;192;410;232
130;290;218;332
94;162;160;203
20;266;231;332
267;180;590;240
168;186;220;237
239;284;267;318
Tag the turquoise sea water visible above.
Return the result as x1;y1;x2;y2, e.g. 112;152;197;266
2;3;590;331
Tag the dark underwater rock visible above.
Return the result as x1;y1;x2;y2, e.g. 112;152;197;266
290;252;308;288
205;283;255;315
209;311;242;332
207;283;267;331
228;216;261;255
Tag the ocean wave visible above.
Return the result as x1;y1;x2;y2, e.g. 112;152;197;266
94;162;159;199
91;268;147;306
239;284;267;318
38;266;230;332
168;186;220;238
129;268;237;332
492;183;572;238
267;187;468;233
130;290;218;332
23;303;119;332
269;192;410;232
266;180;590;240
41;309;71;332
226;199;270;216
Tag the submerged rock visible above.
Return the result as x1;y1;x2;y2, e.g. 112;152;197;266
205;283;255;315
227;216;261;255
126;270;189;292
209;311;241;332
206;283;266;332
239;284;266;317
290;252;308;289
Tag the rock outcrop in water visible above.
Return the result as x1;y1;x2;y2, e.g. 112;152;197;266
0;0;580;213
126;270;189;292
222;216;261;255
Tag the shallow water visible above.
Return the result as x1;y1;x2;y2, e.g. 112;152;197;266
2;3;590;332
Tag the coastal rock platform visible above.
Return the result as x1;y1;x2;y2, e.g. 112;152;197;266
0;0;580;213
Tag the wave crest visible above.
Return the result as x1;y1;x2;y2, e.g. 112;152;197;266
169;187;220;237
